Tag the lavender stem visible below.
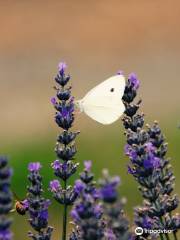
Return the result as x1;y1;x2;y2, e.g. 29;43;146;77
160;235;164;240
159;210;166;240
62;179;67;240
165;233;170;240
173;232;178;240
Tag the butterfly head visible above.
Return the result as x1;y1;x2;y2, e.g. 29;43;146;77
75;99;84;113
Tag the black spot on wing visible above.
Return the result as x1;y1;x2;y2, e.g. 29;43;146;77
110;88;114;92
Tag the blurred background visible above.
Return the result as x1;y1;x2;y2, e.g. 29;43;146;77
0;1;180;239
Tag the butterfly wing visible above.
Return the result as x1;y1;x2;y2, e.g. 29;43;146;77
80;75;125;124
81;100;125;124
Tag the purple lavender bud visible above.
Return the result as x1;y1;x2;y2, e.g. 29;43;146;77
51;160;61;170
124;144;138;161
0;230;12;240
58;62;67;75
101;184;117;203
128;72;140;90
50;97;56;105
49;180;60;193
57;130;80;145
142;216;153;229
55;145;76;161
21;199;29;210
99;173;120;203
145;142;156;152
28;162;41;172
127;165;136;175
92;188;101;199
74;180;85;194
70;209;80;222
39;209;49;221
143;153;160;169
55;107;74;130
84;160;92;172
94;204;102;219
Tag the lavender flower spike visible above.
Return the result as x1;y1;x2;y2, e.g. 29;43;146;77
0;156;13;240
99;169;131;240
122;73;180;240
27;162;53;240
50;62;80;240
70;161;105;240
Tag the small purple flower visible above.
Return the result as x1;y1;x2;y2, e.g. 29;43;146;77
74;180;85;194
92;188;101;199
94;204;102;219
153;157;161;168
71;209;80;221
21;199;29;210
61;108;69;118
145;142;155;153
143;153;160;169
142;216;152;229
124;144;131;155
58;62;67;75
84;160;92;172
128;72;140;90
127;165;136;175
75;203;85;215
124;144;138;161
50;97;56;105
49;180;60;193
51;160;61;170
100;184;117;203
28;162;41;172
39;209;49;221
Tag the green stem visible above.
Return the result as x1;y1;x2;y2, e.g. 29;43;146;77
157;214;165;240
173;231;178;240
62;180;67;240
160;234;164;240
165;233;170;240
159;217;170;240
169;213;178;240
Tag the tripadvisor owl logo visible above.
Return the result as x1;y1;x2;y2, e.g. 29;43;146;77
135;227;143;235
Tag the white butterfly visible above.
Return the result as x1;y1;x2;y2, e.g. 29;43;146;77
76;75;125;125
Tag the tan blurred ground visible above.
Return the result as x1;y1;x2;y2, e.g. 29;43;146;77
0;0;180;141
